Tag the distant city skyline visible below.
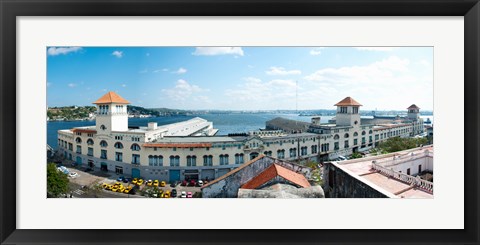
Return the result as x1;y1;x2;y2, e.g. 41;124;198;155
47;47;433;111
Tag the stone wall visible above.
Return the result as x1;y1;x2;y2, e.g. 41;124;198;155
323;162;390;198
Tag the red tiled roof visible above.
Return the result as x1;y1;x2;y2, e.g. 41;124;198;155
407;104;420;110
334;97;362;106
143;143;212;148
72;128;97;134
93;91;130;104
241;164;311;189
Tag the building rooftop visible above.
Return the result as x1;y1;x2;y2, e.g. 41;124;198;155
331;146;433;198
93;91;130;104
407;104;420;110
334;97;362;106
241;163;311;189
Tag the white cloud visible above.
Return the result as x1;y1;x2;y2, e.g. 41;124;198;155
47;47;82;56
304;56;410;84
224;78;298;109
173;67;187;74
266;66;301;76
162;79;209;101
192;47;244;56
112;50;123;58
301;56;433;110
354;47;396;51
67;83;77;88
310;47;325;56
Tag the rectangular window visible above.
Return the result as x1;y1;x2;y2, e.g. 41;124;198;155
334;142;339;150
362;137;366;144
88;147;93;156
68;143;73;151
100;150;107;159
277;150;285;159
76;145;82;154
132;154;140;164
354;139;358;145
115;152;123;162
344;140;349;148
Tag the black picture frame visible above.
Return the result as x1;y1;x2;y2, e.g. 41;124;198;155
1;0;479;244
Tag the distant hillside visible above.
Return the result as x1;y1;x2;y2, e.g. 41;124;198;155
47;106;96;121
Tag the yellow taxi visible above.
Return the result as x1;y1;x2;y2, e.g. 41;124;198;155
124;186;132;194
164;191;170;198
160;181;166;187
153;180;159;187
132;178;138;184
101;183;108;189
146;180;153;187
136;179;144;186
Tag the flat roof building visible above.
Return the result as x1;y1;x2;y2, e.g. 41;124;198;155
323;146;433;198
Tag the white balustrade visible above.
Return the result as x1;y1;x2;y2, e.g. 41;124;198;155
372;163;433;193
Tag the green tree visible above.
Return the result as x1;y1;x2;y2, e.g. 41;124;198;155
377;137;428;154
47;163;69;197
350;152;362;159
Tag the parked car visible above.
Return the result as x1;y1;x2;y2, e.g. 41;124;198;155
180;191;187;198
153;180;159;187
160;181;166;187
117;176;125;182
181;180;188;186
68;172;78;178
197;180;204;187
186;192;193;198
188;180;196;187
136;179;144;185
170;181;179;187
146;180;153;187
171;189;177;197
132;178;138;184
164;190;170;198
123;178;131;183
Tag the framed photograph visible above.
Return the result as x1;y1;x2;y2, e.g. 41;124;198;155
1;0;479;244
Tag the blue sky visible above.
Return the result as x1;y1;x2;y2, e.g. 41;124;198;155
47;47;433;111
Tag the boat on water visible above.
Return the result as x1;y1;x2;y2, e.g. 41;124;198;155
424;118;432;124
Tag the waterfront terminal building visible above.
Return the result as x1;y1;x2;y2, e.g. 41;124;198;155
57;92;424;182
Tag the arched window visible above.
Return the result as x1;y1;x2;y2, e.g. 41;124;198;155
87;138;94;145
334;134;340;140
75;137;82;143
114;142;123;149
100;125;106;130
344;133;349;138
362;131;366;135
187;155;197;166
169;155;180;166
100;140;108;147
130;143;141;151
369;130;373;134
353;132;358;137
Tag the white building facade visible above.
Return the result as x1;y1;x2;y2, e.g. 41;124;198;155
57;92;425;182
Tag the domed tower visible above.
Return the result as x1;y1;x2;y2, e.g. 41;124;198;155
334;97;362;127
407;104;420;121
93;91;130;134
